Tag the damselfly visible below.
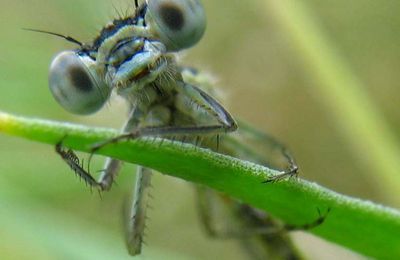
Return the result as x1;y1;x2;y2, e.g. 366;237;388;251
33;0;325;258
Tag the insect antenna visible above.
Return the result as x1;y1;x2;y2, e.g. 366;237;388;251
23;28;83;47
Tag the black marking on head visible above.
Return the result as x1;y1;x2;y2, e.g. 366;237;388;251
110;38;145;68
92;18;137;50
91;4;147;50
69;66;93;92
159;3;184;31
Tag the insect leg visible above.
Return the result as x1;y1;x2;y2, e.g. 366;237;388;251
196;186;294;238
196;186;302;259
232;120;299;183
55;141;100;189
98;158;123;190
91;81;238;151
197;186;329;258
198;188;330;238
262;147;298;183
129;82;238;137
284;208;331;231
196;186;237;238
125;166;153;256
97;106;144;191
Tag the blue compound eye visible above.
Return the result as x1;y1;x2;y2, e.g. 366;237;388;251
49;51;111;115
146;0;206;51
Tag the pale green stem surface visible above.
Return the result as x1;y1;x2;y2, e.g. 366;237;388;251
0;111;399;258
264;0;400;205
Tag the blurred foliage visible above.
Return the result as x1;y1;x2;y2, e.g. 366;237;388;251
0;0;399;259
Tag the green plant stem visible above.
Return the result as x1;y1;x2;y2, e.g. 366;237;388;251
264;0;400;205
0;111;399;258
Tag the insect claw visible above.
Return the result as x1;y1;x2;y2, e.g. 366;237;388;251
262;164;299;184
313;207;331;227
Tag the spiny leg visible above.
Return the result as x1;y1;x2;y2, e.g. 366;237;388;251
242;207;331;236
90;82;237;254
97;107;144;191
262;146;298;183
197;186;282;238
55;141;101;189
196;186;243;238
196;187;330;259
197;186;330;237
196;187;302;259
180;68;298;182
263;164;298;184
98;158;123;190
91;81;238;152
285;207;331;231
231;120;299;183
125;166;153;256
57;138;122;191
91;123;233;189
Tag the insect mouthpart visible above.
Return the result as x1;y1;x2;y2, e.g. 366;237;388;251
112;48;170;93
132;55;167;82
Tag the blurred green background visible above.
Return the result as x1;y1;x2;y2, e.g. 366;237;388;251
0;0;399;259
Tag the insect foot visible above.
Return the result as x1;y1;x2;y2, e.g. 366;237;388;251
263;165;299;184
55;141;101;190
285;207;332;231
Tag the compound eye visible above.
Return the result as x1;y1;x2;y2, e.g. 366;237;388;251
49;51;110;115
146;0;206;51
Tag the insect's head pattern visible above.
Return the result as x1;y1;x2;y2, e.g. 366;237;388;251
48;0;206;115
